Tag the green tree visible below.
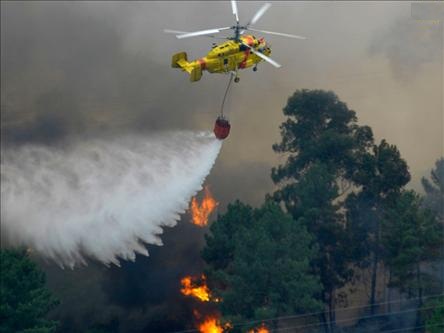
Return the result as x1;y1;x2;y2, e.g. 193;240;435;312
271;89;374;193
346;140;410;313
421;296;444;333
271;89;374;331
0;249;59;333
422;158;444;219
202;200;254;272
287;162;352;330
422;158;444;291
202;201;322;331
382;191;443;306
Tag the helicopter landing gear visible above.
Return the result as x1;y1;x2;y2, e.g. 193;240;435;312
253;66;258;72
230;70;240;83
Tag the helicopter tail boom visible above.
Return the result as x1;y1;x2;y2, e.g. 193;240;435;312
172;52;202;82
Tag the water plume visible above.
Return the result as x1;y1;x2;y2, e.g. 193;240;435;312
1;131;222;268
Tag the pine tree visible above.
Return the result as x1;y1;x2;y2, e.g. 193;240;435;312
202;201;322;331
422;158;444;291
382;191;443;306
271;89;374;331
422;158;444;219
0;249;59;333
346;140;410;314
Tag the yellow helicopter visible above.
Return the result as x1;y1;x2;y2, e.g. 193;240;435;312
164;1;306;82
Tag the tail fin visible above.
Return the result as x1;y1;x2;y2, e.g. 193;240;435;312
172;52;187;68
171;52;202;82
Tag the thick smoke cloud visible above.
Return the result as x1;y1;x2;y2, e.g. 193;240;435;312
1;131;221;267
369;16;443;82
0;2;224;145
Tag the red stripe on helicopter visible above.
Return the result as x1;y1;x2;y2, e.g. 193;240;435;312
198;58;206;70
239;49;250;69
239;35;255;69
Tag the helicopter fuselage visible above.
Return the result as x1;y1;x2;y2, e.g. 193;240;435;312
171;35;271;82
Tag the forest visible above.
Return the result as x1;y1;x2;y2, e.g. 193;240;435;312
1;90;443;333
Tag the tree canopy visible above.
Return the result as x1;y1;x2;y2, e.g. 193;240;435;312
422;157;444;219
0;249;59;333
422;296;444;333
269;89;439;326
272;89;373;190
382;191;443;298
202;88;442;332
202;201;322;330
270;90;374;329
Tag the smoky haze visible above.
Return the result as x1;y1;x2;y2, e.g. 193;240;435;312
1;2;442;183
1;1;443;332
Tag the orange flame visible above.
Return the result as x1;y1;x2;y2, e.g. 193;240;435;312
180;274;211;302
198;316;226;333
248;323;269;333
190;186;218;226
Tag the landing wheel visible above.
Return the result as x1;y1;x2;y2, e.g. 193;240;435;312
253;66;258;72
234;77;240;83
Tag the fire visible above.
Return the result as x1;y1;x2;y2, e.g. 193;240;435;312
180;274;211;302
179;264;229;333
248;323;269;333
190;186;218;226
198;316;226;333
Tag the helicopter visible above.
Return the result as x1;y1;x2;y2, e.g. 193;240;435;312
164;0;306;83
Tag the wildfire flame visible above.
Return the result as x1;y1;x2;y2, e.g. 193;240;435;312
190;186;218;226
248;323;269;333
248;323;270;333
198;316;226;333
180;274;211;302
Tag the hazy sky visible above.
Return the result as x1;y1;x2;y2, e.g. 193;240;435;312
2;1;442;196
1;1;443;331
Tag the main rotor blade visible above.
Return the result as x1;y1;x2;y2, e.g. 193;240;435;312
247;27;307;40
231;0;239;23
164;29;228;39
164;29;189;34
176;27;231;39
247;2;272;26
241;42;281;68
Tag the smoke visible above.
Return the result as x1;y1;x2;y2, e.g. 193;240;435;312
369;16;443;82
1;131;222;267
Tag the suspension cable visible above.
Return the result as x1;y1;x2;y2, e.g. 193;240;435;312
220;73;234;117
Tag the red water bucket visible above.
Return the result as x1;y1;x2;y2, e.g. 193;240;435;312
214;116;230;140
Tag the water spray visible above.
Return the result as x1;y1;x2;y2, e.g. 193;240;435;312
1;131;222;268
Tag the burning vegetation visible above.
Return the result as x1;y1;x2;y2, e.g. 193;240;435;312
180;274;269;333
198;316;226;333
190;186;218;226
180;274;232;332
180;274;211;302
183;188;226;331
184;186;275;333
